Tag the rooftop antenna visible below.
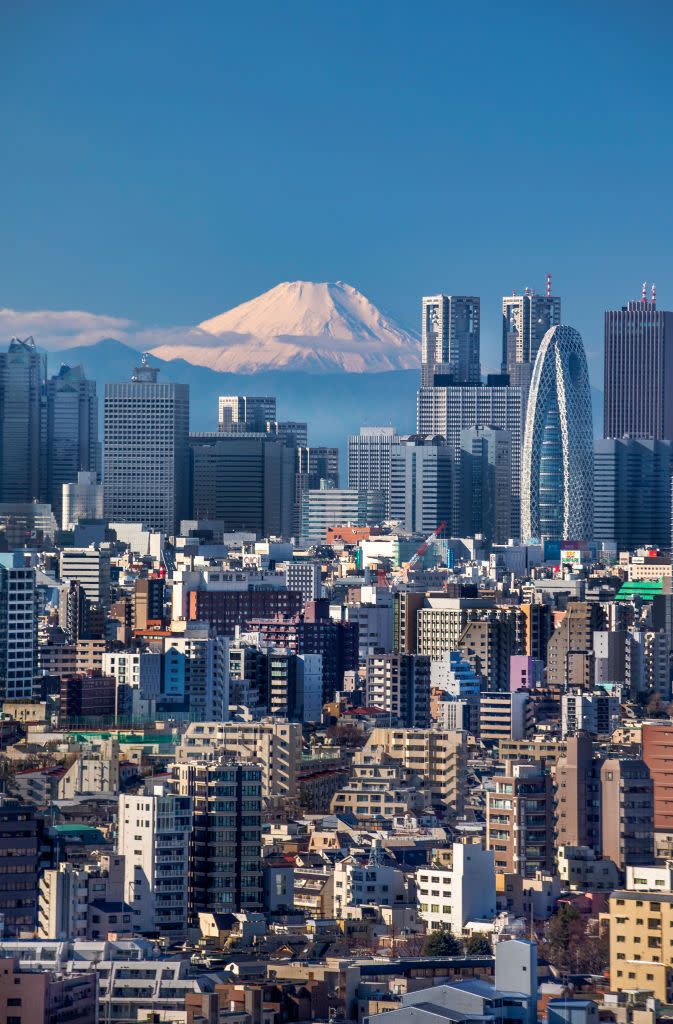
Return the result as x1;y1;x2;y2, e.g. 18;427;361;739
651;283;657;307
546;273;552;297
642;281;648;303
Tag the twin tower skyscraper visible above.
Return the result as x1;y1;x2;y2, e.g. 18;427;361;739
417;283;594;543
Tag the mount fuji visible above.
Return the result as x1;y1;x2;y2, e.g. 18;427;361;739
148;281;420;373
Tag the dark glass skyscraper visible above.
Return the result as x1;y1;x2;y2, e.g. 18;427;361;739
0;337;46;502
594;438;673;551
604;293;673;440
46;364;99;524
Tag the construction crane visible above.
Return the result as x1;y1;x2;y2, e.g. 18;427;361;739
375;521;446;590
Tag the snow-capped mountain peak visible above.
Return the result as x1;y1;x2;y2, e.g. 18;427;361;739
148;281;419;373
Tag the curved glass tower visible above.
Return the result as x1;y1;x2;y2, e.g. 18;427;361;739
521;325;593;541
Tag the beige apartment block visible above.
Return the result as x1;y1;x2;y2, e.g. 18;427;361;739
362;727;466;815
176;719;302;816
609;889;673;1002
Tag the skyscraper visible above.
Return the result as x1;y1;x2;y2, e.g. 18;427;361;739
46;364;99;524
604;289;673;440
0;552;38;701
389;435;452;535
417;379;523;537
594;438;673;551
348;427;399;508
103;356;189;534
521;325;593;541
459;426;512;543
0;337;46;502
421;295;480;386
218;395;276;432
190;432;296;537
502;281;561;387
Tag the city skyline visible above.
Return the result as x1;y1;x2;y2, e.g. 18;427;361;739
2;1;673;383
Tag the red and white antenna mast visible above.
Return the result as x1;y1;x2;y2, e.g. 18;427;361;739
642;281;648;303
651;283;657;307
546;272;552;297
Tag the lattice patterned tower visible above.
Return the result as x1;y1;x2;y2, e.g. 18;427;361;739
521;325;593;541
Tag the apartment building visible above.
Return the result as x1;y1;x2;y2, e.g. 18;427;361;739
416;596;493;660
609;887;673;1002
362;727;466;816
173;760;263;921
117;784;192;940
330;752;427;824
175;719;302;818
364;654;431;728
416;842;496;936
601;757;654;869
486;761;554;878
479;692;532;745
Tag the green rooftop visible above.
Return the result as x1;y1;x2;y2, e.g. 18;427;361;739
67;731;174;745
615;579;664;601
52;825;105;841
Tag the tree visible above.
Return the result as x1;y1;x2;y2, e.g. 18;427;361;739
422;926;462;957
540;905;609;976
464;934;492;956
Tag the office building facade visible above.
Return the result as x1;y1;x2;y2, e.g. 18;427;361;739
417;380;523;537
45;364;99;523
459;426;512;543
348;426;399;504
604;294;673;440
218;395;277;432
104;357;189;534
190;433;296;538
421;295;480;386
389;435;452;535
300;487;385;544
0;337;46;503
594;438;673;550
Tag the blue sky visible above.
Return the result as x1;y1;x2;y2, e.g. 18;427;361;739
1;0;672;378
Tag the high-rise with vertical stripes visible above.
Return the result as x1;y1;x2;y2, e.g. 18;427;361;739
604;291;673;440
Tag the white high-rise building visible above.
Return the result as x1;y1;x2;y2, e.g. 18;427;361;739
59;545;111;609
118;785;192;940
62;471;103;531
347;427;399;510
282;559;322;603
102;651;162;717
389;435;452;535
416;842;496;936
103;356;189;535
